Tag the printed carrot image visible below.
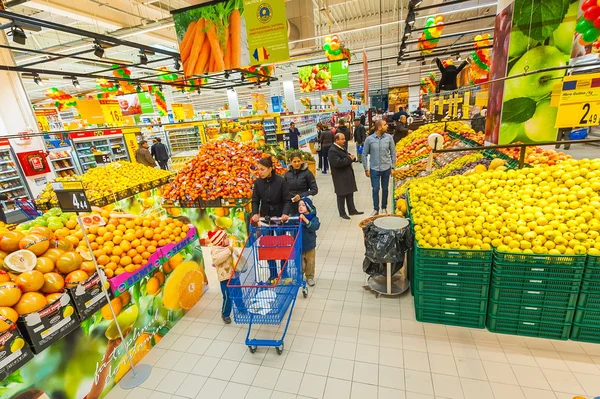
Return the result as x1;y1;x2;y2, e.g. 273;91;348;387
229;7;241;68
179;20;197;64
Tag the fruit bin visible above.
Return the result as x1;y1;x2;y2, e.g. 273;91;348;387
573;307;600;325
415;278;489;298
577;290;600;309
493;250;587;267
414;293;488;313
489;284;580;308
486;315;571;340
570;323;600;343
490;275;582;292
415;305;486;328
487;300;576;325
492;262;585;280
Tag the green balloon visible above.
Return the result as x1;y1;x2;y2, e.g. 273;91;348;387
583;27;600;42
577;17;595;34
426;17;435;25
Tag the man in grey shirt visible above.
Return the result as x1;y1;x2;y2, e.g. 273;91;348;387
362;119;396;215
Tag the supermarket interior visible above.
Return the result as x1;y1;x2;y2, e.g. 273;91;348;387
2;0;600;398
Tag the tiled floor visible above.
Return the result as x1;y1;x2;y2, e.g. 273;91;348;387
107;145;600;399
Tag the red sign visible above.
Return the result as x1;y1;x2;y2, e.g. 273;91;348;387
0;139;10;147
68;129;123;139
16;150;51;176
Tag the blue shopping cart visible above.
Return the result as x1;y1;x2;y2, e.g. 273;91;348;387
227;217;308;355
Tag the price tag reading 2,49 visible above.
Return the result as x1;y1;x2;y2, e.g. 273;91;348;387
556;101;600;128
52;181;92;213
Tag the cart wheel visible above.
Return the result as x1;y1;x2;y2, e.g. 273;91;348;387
302;288;308;298
276;344;284;355
248;345;257;354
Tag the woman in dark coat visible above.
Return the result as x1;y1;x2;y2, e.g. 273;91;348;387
284;152;318;214
328;134;362;219
319;125;334;174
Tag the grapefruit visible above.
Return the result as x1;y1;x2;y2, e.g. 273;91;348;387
14;292;47;315
162;261;201;310
0;231;25;253
50;238;74;252
34;256;55;273
55;251;83;274
42;248;65;263
81;261;97;274
46;293;63;304
14;270;44;292
4;250;37;273
29;226;54;239
65;270;89;288
19;234;50;256
0;282;21;307
0;306;18;332
41;272;65;294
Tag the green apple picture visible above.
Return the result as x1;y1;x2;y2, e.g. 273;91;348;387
508;28;539;58
499;121;527;144
552;1;579;55
524;100;559;142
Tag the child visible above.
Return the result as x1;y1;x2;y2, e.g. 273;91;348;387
298;197;320;286
208;229;243;324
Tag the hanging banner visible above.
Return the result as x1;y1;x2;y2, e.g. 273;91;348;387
172;103;185;121
298;60;349;92
34;108;63;132
77;100;105;126
171;0;289;76
99;100;125;127
183;104;195;119
116;92;154;116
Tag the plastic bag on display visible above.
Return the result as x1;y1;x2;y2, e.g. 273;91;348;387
362;258;404;277
362;222;413;264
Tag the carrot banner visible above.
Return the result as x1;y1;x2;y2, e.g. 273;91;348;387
171;0;289;76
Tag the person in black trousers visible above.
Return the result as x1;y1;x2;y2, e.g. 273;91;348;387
353;118;366;163
151;138;170;170
328;134;363;220
288;122;301;150
319;125;334;174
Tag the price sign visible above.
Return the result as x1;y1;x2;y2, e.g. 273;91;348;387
556;101;600;128
52;181;92;213
36;115;50;132
99;99;124;127
94;153;112;165
555;72;600;128
172;103;185;121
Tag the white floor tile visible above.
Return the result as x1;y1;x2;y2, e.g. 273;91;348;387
328;357;355;381
350;382;378;399
252;366;281;390
378;365;405;390
324;377;352;399
231;363;260;385
274;370;303;394
405;369;434;396
298;374;327;398
460;378;494;399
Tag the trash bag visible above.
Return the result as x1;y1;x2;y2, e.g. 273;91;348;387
362;258;404;277
362;221;413;264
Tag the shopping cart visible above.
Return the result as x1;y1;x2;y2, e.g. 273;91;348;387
227;217;308;354
13;199;41;220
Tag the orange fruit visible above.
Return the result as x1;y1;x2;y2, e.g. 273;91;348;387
19;234;50;256
14;292;47;315
43;248;65;263
119;291;131;306
127;249;138;258
143;230;153;239
120;241;131;252
119;256;132;266
169;253;184;269
141;251;151;260
154;271;165;285
41;272;65;294
35;256;55;273
0;282;21;306
46;293;63;304
0;231;25;253
0;270;9;283
124;265;135;273
101;297;122;320
146;277;160;295
105;262;118;271
65;235;80;247
112;247;124;257
178;270;204;310
87;226;99;235
97;255;110;265
56;251;83;274
103;232;114;242
29;226;54;239
81;261;97;274
95;237;105;246
65;220;78;230
113;236;123;245
104;269;114;278
14;270;45;292
132;255;143;265
0;307;18;332
162;263;173;274
52;238;74;252
65;270;89;288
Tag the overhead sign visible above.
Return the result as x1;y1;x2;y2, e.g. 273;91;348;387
556;72;600;128
99;99;125;127
298;60;349;93
172;103;185;121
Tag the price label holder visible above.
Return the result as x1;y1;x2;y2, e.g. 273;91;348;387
99;99;124;127
52;181;92;213
556;101;600;128
94;153;112;165
555;72;600;128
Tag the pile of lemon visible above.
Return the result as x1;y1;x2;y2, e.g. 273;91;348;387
410;158;600;255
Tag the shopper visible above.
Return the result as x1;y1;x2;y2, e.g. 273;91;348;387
288;122;301;150
209;229;244;324
316;123;324;171
329;133;363;219
151;138;170;170
394;115;409;144
251;157;293;281
337;118;351;150
284;152;318;214
363;119;396;216
392;107;409;122
319;124;334;174
353;118;366;163
135;140;157;167
297;197;320;287
435;57;469;93
471;107;487;133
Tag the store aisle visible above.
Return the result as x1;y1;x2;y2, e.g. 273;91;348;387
107;153;600;399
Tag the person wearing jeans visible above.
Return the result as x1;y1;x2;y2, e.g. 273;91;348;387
362;119;396;216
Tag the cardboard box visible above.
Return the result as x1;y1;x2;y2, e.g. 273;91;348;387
68;270;111;321
17;292;80;354
0;326;34;381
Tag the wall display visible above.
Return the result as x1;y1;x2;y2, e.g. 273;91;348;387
172;0;289;76
298;60;349;92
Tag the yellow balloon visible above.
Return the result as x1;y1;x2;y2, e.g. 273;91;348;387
325;36;332;43
475;34;483;41
331;43;340;51
435;15;444;23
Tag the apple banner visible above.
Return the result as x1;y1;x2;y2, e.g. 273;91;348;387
486;0;578;144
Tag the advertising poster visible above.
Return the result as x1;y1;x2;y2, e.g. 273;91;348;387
77;100;105;126
487;0;577;144
172;0;289;77
34;108;63;132
116;93;154;116
298;60;350;93
388;85;409;112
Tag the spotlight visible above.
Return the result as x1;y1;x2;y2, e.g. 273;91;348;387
404;24;412;37
93;40;105;58
33;74;43;86
115;82;120;90
139;51;148;65
456;54;462;61
72;77;81;88
406;10;416;26
400;42;407;51
409;0;422;7
174;58;180;70
267;81;270;86
240;73;245;82
136;83;142;92
10;26;27;45
197;87;201;95
158;84;163;91
224;71;230;79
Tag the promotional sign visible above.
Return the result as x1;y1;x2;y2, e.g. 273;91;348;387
99;99;125;127
172;0;289;76
76;99;105;125
272;95;283;112
123;131;140;163
183;104;195;119
172;103;185;121
555;72;600;128
34;108;62;132
16;150;51;176
116;92;154;116
298;60;350;92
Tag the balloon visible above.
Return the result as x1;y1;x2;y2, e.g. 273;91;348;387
585;6;600;21
475;34;483;41
435;15;444;23
426;16;435;25
583;27;600;43
331;42;340;51
594;17;600;28
583;0;597;10
331;35;339;42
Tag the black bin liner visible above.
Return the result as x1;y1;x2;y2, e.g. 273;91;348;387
363;258;404;277
362;221;413;275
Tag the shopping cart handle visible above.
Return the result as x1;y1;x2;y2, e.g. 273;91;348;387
258;216;299;224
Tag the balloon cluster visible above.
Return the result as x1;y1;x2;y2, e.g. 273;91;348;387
45;87;77;111
157;66;178;82
576;0;600;45
96;78;119;93
321;94;335;107
152;86;167;116
242;65;275;83
112;64;131;80
323;35;352;62
360;90;365;103
118;80;136;94
420;73;437;95
336;90;343;104
469;33;492;84
346;92;354;101
418;15;444;55
300;98;311;108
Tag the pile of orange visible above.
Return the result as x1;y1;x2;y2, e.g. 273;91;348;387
163;139;285;201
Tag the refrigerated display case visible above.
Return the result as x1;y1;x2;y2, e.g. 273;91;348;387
45;137;80;177
165;124;203;156
69;130;130;172
0;142;31;218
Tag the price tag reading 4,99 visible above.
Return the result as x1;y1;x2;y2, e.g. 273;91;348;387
52;181;92;213
555;101;600;128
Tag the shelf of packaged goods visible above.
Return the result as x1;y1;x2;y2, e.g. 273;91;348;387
76;146;91;150
4;176;21;182
115;155;128;160
112;145;122;148
50;156;72;161
79;153;94;158
55;166;75;172
0;169;17;175
82;161;96;166
0;160;14;165
0;186;24;194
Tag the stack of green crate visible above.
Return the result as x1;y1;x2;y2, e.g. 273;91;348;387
571;255;600;342
487;251;585;340
414;243;493;328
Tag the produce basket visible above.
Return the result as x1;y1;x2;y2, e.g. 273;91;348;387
489;285;580;308
577;290;600;309
493;250;586;267
570;323;600;343
415;278;489;298
415;293;488;313
492;262;585;280
486;315;571;340
573;307;600;325
487;300;576;324
416;306;486;329
490;275;582;292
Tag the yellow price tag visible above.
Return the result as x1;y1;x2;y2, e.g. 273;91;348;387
36;115;50;132
99;100;124;127
172;103;185;121
555;101;600;128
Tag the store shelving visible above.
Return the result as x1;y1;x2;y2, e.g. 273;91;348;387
166;125;202;156
0;147;30;215
71;135;129;172
48;149;79;177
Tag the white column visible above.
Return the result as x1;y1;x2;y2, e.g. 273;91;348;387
227;89;240;118
282;79;297;113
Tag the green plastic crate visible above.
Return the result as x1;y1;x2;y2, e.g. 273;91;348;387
573;307;600;325
415;292;488;312
494;250;587;267
570;323;600;343
488;300;575;324
493;262;585;280
489;284;580;308
580;277;600;292
416;268;491;285
491;275;581;293
417;257;493;272
577;290;600;309
586;255;600;269
415;278;489;298
486;315;571;340
415;305;486;329
416;244;493;263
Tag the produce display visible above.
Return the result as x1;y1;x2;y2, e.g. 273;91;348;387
163;139;285;202
215;120;266;145
298;64;332;92
410;158;600;254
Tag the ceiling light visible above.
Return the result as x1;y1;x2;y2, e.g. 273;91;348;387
137;83;142;92
267;81;270;86
409;0;423;7
72;77;81;88
224;71;230;79
10;26;27;45
93;40;105;58
406;11;416;26
174;58;180;70
197;88;201;95
33;75;43;86
400;42;407;51
240;74;245;82
139;51;148;65
158;84;163;91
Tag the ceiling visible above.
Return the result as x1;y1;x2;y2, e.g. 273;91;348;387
0;0;497;111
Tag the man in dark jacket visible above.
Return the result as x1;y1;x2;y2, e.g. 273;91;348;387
435;57;469;93
284;153;318;214
319;126;334;174
328;134;363;219
471;107;487;133
135;140;156;167
288;122;301;150
151;138;170;170
336;119;351;150
353;118;367;163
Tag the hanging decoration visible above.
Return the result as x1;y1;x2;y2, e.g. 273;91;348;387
469;33;492;84
118;80;136;94
152;86;167;116
300;98;311;108
112;64;131;80
156;66;179;82
241;65;276;83
336;90;343;104
360;90;365;103
420;73;437;95
576;0;600;45
346;92;354;102
96;78;118;93
44;88;77;111
418;15;444;55
323;35;352;62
